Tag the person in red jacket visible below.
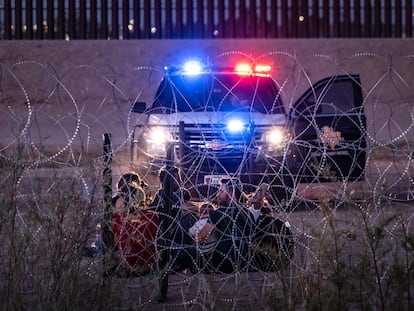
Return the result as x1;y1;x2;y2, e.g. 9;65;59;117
111;172;159;275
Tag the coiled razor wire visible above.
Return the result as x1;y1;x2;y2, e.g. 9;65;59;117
1;52;414;310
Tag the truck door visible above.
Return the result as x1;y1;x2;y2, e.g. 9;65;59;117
289;75;366;183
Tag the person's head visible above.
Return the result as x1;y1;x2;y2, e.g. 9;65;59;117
159;165;182;191
132;185;146;208
217;178;243;206
117;172;147;210
117;172;141;197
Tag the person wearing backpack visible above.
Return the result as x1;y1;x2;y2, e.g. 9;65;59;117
193;178;255;273
111;173;159;275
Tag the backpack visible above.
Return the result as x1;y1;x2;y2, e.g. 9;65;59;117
111;209;159;274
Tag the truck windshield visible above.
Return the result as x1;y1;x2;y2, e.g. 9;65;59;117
151;73;285;114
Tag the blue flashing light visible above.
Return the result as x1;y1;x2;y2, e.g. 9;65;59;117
183;61;203;75
227;119;245;133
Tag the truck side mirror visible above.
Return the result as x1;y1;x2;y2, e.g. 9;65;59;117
132;102;146;113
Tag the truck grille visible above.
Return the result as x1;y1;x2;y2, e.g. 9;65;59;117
170;123;267;151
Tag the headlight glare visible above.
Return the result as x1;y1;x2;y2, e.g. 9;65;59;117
146;127;170;144
266;127;285;146
143;127;170;158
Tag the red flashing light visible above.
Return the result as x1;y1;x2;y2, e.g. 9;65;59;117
235;63;252;75
254;64;271;73
235;63;271;76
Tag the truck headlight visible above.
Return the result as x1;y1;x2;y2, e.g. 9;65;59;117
265;127;285;147
144;127;171;157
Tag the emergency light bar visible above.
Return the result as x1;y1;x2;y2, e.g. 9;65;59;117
178;60;272;76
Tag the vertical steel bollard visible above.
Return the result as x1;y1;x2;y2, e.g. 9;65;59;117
157;143;174;302
102;133;113;274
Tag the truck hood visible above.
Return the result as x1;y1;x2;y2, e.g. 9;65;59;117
146;111;286;126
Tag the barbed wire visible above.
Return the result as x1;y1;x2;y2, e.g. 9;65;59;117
1;52;414;309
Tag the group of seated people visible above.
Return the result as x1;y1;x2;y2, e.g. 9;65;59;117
109;166;294;275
